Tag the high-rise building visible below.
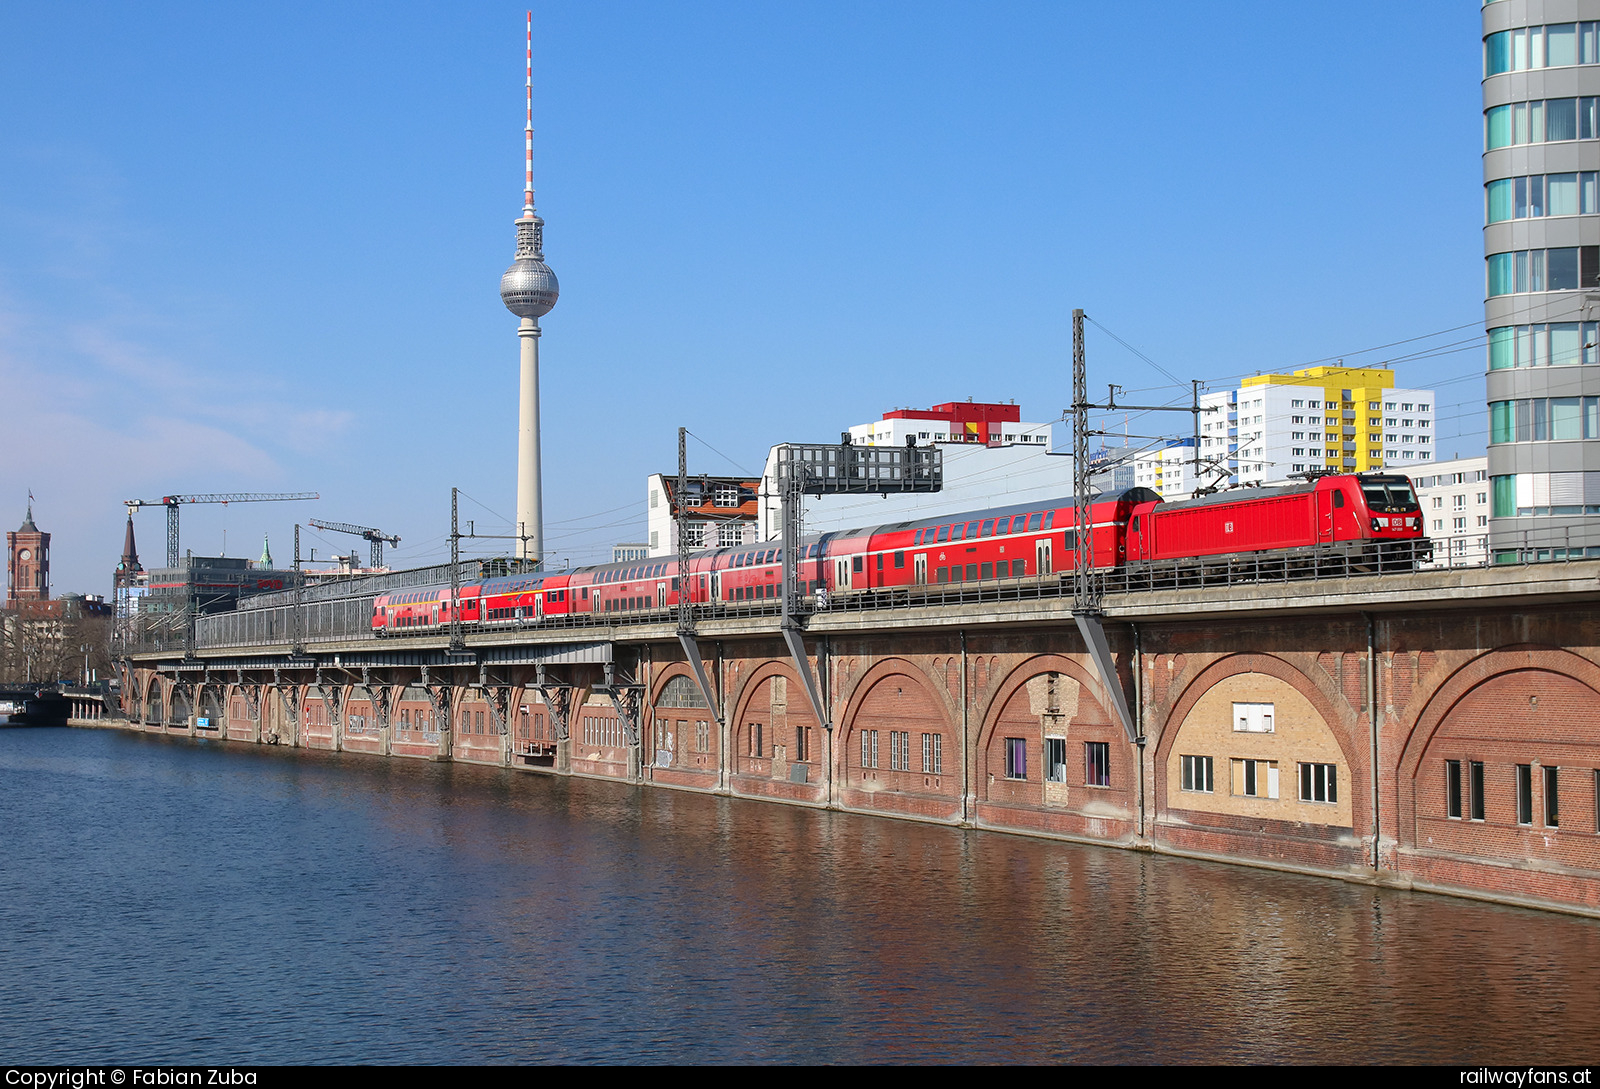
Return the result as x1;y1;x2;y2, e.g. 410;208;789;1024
1483;2;1600;559
1198;366;1435;488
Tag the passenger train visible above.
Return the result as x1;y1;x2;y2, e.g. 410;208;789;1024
372;472;1426;634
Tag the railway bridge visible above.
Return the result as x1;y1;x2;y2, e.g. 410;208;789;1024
118;559;1600;916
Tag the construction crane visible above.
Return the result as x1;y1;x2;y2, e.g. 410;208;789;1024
124;493;320;568
307;519;400;570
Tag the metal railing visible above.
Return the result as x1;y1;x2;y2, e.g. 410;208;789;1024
124;532;1600;658
127;539;1466;655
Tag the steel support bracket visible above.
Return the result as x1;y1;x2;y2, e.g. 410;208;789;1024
1072;609;1140;745
676;632;723;726
781;624;831;732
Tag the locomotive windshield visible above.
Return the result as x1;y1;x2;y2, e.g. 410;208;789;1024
1361;481;1418;513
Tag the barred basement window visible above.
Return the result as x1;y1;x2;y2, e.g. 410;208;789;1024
921;732;942;775
1181;754;1214;793
795;726;809;762
749;722;764;758
1085;742;1110;787
696;720;710;753
1299;762;1337;804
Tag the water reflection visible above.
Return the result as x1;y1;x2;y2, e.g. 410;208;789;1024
1;728;1597;1063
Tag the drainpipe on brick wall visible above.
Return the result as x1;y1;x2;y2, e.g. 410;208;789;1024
717;641;728;795
1133;622;1145;839
960;629;970;826
1365;611;1380;871
822;635;834;809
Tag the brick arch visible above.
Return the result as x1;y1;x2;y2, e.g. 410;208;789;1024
728;658;819;776
143;676;164;724
976;653;1116;804
1156;653;1355;765
836;656;957;740
648;664;717;773
1154;652;1362;828
1393;644;1600;838
974;653;1108;749
837;657;956;798
647;662;712;709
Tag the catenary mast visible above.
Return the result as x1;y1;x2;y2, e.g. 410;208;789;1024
498;11;559;565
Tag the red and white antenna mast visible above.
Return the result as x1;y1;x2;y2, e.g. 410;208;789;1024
524;10;536;216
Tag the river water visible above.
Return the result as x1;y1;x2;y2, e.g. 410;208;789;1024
2;727;1597;1065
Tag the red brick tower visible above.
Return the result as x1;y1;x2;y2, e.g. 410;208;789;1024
6;499;50;605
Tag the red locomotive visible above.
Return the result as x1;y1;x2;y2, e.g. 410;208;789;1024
371;472;1425;634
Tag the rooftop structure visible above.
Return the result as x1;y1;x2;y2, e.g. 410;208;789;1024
757;401;1069;539
851;400;1052;448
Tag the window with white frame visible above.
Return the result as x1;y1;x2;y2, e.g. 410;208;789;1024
1299;762;1337;803
1232;702;1274;733
1180;754;1214;793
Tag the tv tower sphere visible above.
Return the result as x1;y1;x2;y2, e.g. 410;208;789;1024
500;219;559;319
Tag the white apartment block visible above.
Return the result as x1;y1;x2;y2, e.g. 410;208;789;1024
1411;456;1491;568
1131;439;1200;501
1200;369;1438;488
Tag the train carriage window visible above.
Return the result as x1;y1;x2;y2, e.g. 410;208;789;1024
1130;516;1140;533
1013;558;1027;577
1028;513;1043;531
996;560;1009;577
981;519;995;536
1044;511;1055;529
1064;529;1078;551
894;551;905;568
914;529;925;545
877;554;884;570
937;526;951;543
951;524;965;542
937;566;949;583
949;565;963;582
966;564;978;581
996;516;1013;534
966;522;979;537
852;556;864;573
1333;492;1346;508
981;562;994;579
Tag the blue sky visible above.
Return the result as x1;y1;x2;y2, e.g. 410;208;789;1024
0;3;1487;593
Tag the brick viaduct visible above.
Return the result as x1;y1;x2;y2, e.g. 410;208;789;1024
115;561;1600;917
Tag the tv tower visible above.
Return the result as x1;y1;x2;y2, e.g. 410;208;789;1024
498;11;559;565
